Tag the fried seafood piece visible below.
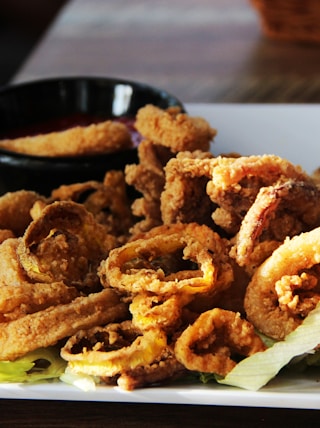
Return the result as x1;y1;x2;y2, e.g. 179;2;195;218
125;140;175;233
207;155;310;236
0;238;32;286
0;281;79;322
99;223;233;296
61;321;168;384
231;179;320;272
160;153;217;227
188;261;250;316
244;226;320;340
0;288;128;361
0;229;15;244
0;238;80;321
0;190;46;236
129;292;193;333
174;308;266;377
17;201;117;291
135;105;216;152
0;120;133;157
51;171;134;239
115;347;186;391
126;105;216;235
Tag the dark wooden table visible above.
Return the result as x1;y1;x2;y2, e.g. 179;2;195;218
4;0;320;426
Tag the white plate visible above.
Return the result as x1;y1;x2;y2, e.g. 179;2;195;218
187;103;320;174
2;103;320;409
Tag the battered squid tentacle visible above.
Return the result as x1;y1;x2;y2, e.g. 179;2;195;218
174;308;266;377
99;223;234;296
207;155;310;235
244;226;320;340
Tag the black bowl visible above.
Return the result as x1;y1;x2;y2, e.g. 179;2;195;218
0;76;184;196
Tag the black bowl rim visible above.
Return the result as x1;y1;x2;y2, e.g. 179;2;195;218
0;75;185;107
0;75;185;163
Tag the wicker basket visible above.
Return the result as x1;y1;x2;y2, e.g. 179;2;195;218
250;0;320;43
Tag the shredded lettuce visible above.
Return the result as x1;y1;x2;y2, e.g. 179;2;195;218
218;302;320;391
0;347;66;383
60;367;97;391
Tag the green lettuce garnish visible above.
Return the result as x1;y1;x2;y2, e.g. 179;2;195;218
0;347;67;383
218;302;320;391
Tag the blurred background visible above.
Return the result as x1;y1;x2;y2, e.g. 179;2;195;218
3;0;320;103
0;0;67;85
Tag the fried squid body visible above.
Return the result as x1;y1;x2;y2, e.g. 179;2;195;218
99;223;233;296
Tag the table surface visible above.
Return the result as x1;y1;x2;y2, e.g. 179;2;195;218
5;0;320;426
12;0;320;104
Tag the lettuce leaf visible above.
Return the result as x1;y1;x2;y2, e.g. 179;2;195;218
218;302;320;391
0;347;66;383
60;367;97;391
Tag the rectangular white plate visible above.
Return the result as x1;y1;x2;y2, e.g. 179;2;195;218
187;103;320;175
2;103;320;409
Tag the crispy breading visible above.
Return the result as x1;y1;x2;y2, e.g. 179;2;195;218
0;120;132;157
135;105;216;152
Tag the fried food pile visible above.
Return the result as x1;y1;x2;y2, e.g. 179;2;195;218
1;104;320;390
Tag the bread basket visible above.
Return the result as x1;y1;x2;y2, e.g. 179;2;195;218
250;0;320;43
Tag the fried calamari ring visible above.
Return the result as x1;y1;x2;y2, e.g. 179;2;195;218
17;201;117;290
135;105;216;152
61;321;167;378
99;223;233;295
0;120;132;157
129;292;192;332
244;226;320;340
0;288;128;361
233;179;320;269
51;171;133;239
0;190;46;236
174;308;266;377
161;155;217;227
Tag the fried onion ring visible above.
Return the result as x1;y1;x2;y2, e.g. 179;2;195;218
174;308;266;376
